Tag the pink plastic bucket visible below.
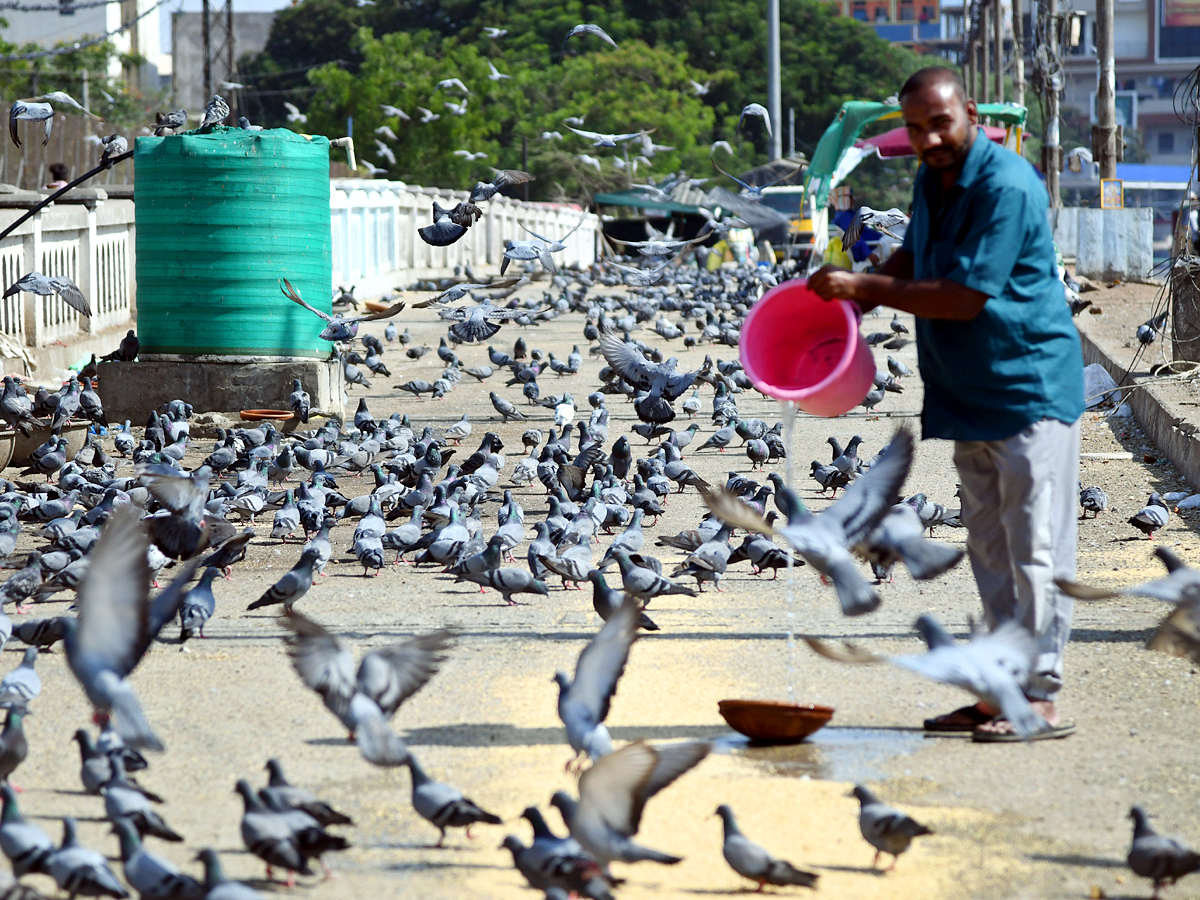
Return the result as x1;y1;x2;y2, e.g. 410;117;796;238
739;279;876;417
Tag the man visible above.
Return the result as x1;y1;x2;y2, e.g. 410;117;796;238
809;67;1083;741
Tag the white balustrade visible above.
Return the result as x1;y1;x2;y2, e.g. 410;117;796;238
0;195;135;351
329;179;599;296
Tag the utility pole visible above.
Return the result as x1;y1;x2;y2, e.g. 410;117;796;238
1093;0;1118;178
225;0;236;120
964;1;975;97
993;0;1004;103
788;107;796;159
981;0;991;102
1043;0;1061;206
201;0;212;102
1012;0;1025;105
767;0;783;161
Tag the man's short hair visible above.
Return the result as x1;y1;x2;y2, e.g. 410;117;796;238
898;67;968;104
48;162;68;181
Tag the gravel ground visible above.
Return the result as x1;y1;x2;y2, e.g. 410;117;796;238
6;278;1200;900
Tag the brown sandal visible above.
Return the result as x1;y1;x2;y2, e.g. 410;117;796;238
923;703;996;732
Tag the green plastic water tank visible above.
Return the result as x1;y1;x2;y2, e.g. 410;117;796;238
134;127;332;359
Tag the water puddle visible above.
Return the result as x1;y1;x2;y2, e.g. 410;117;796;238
718;726;926;784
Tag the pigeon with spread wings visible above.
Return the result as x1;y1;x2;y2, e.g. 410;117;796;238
280;278;404;342
565;124;654;148
598;331;698;424
4;272;90;317
280;609;452;768
64;505;204;751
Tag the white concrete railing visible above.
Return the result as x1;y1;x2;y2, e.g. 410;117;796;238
0;195;136;348
330;179;599;296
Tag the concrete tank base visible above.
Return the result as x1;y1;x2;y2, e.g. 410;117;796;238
96;357;344;425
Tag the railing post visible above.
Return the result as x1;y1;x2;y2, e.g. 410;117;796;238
22;212;41;347
79;205;96;334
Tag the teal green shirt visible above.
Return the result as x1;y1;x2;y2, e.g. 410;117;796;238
901;127;1084;441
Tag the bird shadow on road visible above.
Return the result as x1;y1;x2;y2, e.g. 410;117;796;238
1027;852;1127;869
385;859;507;872
392;722;731;748
812;863;887;876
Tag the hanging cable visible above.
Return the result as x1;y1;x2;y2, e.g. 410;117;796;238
0;0;176;61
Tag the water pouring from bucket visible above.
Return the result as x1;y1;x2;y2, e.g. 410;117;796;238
717;279;873;744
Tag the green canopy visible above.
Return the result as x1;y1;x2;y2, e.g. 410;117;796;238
803;101;1028;212
593;190;705;215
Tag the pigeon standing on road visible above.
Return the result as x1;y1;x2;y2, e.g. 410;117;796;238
404;753;502;847
47;817;128;899
716;804;818;890
851;785;932;871
1129;493;1169;539
247;548;320;612
1127;806;1200;899
1079;484;1107;518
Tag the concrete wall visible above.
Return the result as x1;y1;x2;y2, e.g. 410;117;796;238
1075;207;1155;282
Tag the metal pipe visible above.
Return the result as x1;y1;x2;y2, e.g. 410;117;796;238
1011;0;1025;105
767;0;783;161
993;0;1004;103
981;1;991;102
1094;0;1117;178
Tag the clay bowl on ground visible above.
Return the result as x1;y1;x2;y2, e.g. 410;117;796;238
11;418;88;467
718;699;835;744
240;409;294;422
0;429;14;470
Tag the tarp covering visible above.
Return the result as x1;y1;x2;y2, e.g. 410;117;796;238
705;187;790;244
858;124;1010;158
592;190;705;215
803;100;1028;211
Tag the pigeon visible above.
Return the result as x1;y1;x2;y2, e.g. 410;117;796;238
806;614;1053;739
47;818;128;899
259;759;352;827
153;109;187;135
65;505;203;751
0;648;39;710
556;595;641;769
198;94;229;129
716;804;818;890
470;169;535;203
102;754;183;842
850;785;932;871
1129;493;1169;539
404;753;502;847
1138;311;1169;345
111;817;202;900
551;740;710;867
440;301;536;344
705;430;914;616
289;380;311;424
247;548;320;612
842;207;909;250
280;609;451;767
611;551;696;601
490;392;526;422
195;848;261;900
0;710;26;789
8;101;53;147
180;567;220;642
0;783;53;877
562;23;619;53
4;272;90;316
137;463;212;560
1127;806;1200;899
737;102;772;136
418;202;469;247
280;279;404;342
458;567;549;605
564;124;653;149
1079;484;1107;518
233;779;313;884
599;332;697;424
854;504;964;583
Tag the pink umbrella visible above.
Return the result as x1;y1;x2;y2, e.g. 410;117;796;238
856;124;1010;158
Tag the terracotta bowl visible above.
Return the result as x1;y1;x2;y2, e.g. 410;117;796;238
11;418;88;467
718;699;835;744
0;429;14;470
240;409;294;422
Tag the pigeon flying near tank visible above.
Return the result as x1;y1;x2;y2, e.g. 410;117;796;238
280;278;404;342
470;168;535;203
4;272;90;316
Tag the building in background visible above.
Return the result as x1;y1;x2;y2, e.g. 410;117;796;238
170;11;273;113
0;0;170;91
825;0;960;49
1057;0;1197;166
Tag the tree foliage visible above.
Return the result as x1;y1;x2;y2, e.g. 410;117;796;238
242;0;927;199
